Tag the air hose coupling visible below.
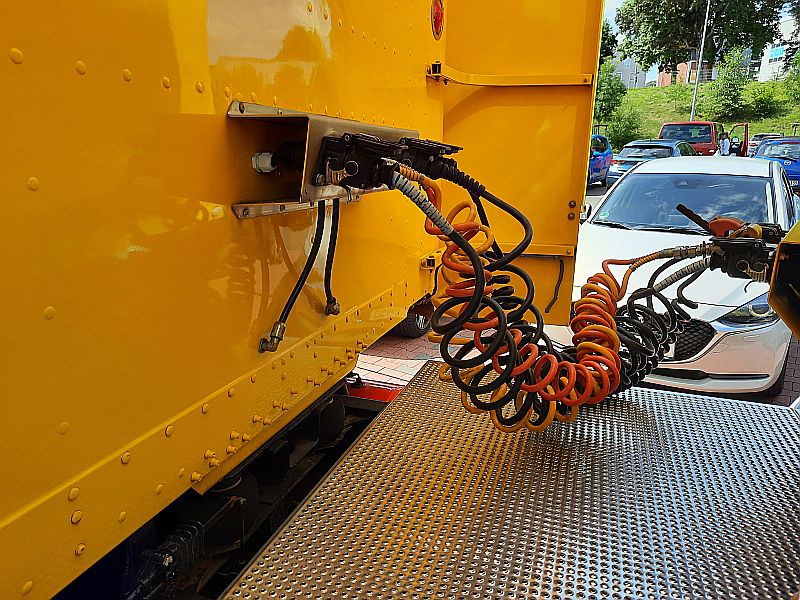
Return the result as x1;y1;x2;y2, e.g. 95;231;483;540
662;242;714;260
325;299;341;316
259;321;287;353
377;158;401;187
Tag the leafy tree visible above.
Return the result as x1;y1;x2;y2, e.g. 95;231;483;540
784;54;800;103
607;104;645;150
617;0;784;71
747;83;781;118
600;20;618;65
703;48;749;119
594;61;627;123
784;1;800;68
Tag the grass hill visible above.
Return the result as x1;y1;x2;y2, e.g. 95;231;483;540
616;80;800;141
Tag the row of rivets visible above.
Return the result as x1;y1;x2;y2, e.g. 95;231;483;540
7;48;211;95
45;288;402;597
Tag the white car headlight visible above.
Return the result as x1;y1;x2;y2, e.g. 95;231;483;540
717;292;779;327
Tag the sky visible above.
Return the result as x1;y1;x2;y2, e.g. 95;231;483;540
604;0;624;26
604;0;660;81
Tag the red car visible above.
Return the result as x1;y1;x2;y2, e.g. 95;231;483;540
659;121;749;156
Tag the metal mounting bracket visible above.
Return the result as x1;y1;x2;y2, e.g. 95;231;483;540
426;62;593;87
227;102;417;218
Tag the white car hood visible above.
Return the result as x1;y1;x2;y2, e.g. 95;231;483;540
572;223;768;322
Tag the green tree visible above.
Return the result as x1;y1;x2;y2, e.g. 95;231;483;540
600;20;618;65
607;104;645;150
664;83;694;112
703;48;749;119
784;54;800;103
747;83;781;118
594;61;627;123
617;0;784;71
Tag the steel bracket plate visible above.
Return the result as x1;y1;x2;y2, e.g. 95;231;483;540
227;102;418;217
223;361;800;599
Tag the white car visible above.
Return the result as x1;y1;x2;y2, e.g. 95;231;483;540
550;157;798;396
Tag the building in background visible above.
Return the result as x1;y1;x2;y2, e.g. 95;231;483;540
657;50;716;86
756;16;795;81
657;15;796;86
612;52;647;88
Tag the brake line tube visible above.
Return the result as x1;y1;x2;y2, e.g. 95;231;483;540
260;201;326;353
323;198;341;315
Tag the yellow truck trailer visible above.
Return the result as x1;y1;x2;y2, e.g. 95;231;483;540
2;2;799;599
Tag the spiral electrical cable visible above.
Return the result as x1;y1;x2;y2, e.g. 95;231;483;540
388;160;716;431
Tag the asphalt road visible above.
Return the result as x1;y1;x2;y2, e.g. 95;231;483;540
584;183;606;214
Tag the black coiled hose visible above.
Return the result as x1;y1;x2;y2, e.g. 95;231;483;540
390;157;707;430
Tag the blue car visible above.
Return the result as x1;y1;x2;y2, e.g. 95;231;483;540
587;134;612;186
607;139;698;186
753;138;800;188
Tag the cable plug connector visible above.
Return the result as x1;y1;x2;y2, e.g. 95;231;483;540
659;242;715;261
377;158;401;188
325;299;341;316
252;152;276;173
259;321;287;353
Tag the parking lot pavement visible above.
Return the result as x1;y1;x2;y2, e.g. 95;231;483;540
354;335;440;385
357;332;800;408
584;183;606;214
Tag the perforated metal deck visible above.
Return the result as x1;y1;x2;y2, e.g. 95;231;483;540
224;361;800;599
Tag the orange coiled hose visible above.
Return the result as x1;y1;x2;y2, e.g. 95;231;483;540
398;164;627;431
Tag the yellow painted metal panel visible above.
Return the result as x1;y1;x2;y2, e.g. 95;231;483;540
436;0;603;323
0;1;442;597
0;1;600;597
770;221;800;336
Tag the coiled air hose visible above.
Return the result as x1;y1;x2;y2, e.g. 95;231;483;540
389;160;714;431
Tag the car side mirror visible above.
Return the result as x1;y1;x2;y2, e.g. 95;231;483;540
580;204;593;223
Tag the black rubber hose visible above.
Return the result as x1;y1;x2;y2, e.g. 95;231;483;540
645;257;683;310
429;161;532;269
278;201;326;324
479;190;532;269
473;194;505;259
676;268;703;309
323;198;340;309
391;170;486;334
442;234;485;332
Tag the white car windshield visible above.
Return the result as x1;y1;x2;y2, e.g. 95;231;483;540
592;173;770;231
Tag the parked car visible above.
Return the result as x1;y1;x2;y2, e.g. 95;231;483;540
659;121;749;156
748;132;783;156
607;139;697;186
753;137;800;189
549;157;798;396
587;134;612;186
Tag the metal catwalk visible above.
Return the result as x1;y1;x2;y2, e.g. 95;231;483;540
224;362;800;599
